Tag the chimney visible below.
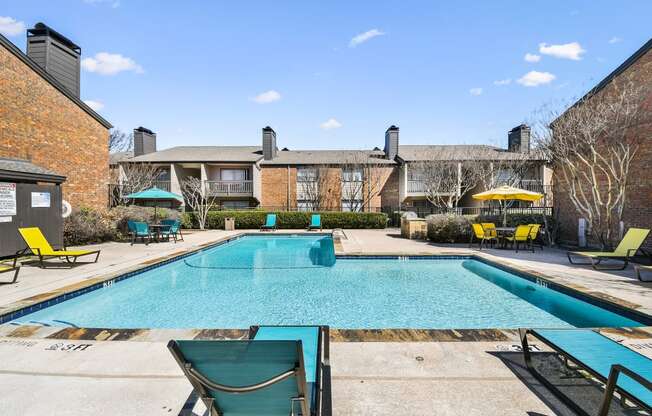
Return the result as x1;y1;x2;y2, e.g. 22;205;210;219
27;23;81;97
133;127;157;156
508;124;531;153
262;126;277;160
384;125;399;160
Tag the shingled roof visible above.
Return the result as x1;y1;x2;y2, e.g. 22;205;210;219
397;145;546;162
126;146;263;163
0;158;66;183
260;149;395;165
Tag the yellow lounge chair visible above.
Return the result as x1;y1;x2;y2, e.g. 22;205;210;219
0;256;20;284
18;227;101;268
469;223;497;250
504;225;534;253
567;228;650;270
636;264;652;282
527;224;543;250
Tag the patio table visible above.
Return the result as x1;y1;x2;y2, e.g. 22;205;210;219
494;227;516;248
148;224;171;242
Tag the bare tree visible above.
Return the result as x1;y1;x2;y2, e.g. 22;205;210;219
111;163;162;206
181;177;217;230
296;167;332;211
109;128;133;153
532;79;649;248
411;159;483;209
340;153;389;212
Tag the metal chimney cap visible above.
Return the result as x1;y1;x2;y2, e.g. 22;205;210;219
27;22;81;53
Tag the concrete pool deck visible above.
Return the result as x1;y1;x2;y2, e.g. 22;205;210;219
1;228;651;415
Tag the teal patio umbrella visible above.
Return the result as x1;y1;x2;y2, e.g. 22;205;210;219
123;187;184;222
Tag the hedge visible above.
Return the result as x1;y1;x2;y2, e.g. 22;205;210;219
181;211;387;229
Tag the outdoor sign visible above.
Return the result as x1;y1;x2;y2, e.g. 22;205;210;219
0;182;17;216
0;216;12;223
31;192;51;208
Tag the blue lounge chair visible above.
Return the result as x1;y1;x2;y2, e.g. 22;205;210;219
308;214;322;231
160;219;184;242
520;328;652;416
261;214;277;231
127;220;153;245
168;325;331;416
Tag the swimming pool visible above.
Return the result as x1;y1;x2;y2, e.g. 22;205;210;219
8;234;647;329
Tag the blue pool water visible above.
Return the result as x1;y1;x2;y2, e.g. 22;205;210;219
10;235;645;329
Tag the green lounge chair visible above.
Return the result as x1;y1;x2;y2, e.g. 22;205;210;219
520;328;652;416
0;256;20;284
168;325;331;416
308;214;322;231
636;264;652;282
261;214;277;231
567;228;650;270
160;219;184;242
127;220;154;245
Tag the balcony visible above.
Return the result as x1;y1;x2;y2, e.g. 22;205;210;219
407;180;427;193
206;180;253;197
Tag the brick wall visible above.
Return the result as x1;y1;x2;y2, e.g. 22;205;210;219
260;166;296;209
377;166;399;209
554;46;652;246
0;45;109;210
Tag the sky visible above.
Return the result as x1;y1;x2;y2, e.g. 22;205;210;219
1;1;651;151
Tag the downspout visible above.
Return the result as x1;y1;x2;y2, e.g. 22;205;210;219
287;165;290;210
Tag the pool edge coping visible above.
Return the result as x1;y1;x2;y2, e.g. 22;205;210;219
1;232;651;343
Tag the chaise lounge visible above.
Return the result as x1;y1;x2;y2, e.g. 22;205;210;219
520;328;652;416
567;227;650;270
168;325;331;416
261;214;278;231
18;227;101;268
0;256;20;284
308;214;322;231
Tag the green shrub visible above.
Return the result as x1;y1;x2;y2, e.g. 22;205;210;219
63;206;180;246
476;213;555;229
426;214;474;243
182;211;387;229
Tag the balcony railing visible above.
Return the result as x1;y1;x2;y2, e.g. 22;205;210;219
206;180;253;196
407;180;427;193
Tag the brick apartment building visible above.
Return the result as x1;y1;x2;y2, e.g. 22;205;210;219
116;124;549;213
0;23;112;210
554;38;652;245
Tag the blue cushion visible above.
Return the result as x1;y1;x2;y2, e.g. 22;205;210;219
536;329;652;406
310;215;321;227
264;214;276;227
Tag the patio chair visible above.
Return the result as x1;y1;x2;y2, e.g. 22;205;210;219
17;227;100;268
308;214;322;231
469;223;497;250
127;220;154;245
160;219;184;242
0;256;20;284
567;228;650;270
168;325;331;416
527;223;543;250
261;214;277;231
502;225;534;253
636;264;652;282
520;328;652;416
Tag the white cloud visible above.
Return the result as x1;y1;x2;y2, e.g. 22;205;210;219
251;90;281;104
517;71;556;87
349;29;385;47
538;42;585;60
524;53;541;63
81;52;143;75
0;16;26;37
469;87;483;96
320;118;342;130
493;79;511;86
608;36;623;44
83;99;104;111
83;0;120;8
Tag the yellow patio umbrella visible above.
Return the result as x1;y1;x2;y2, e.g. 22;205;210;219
472;185;544;227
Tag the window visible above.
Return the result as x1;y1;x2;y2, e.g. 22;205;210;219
221;200;249;210
297;167;318;211
341;200;362;212
342;168;363;182
220;169;248;181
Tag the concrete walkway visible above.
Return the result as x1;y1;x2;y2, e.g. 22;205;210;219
2;228;650;415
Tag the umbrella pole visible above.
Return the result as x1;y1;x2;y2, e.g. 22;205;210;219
503;200;507;227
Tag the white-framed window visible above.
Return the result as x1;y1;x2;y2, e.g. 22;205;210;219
297;167;317;182
220;168;248;181
342;168;363;182
297;167;318;211
221;200;249;210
